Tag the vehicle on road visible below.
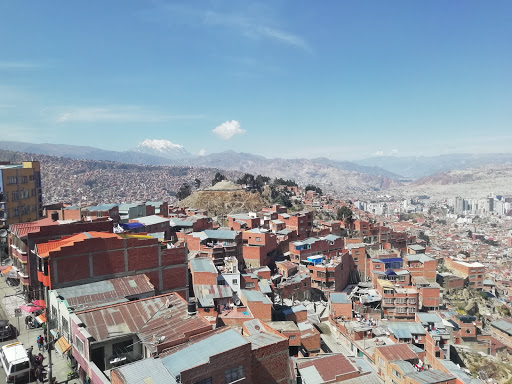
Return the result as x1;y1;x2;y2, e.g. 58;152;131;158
0;320;13;341
0;342;31;383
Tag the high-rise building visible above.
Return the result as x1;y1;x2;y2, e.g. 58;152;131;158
0;161;43;228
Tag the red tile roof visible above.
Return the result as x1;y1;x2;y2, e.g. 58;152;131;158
376;343;419;362
11;218;58;238
36;231;120;258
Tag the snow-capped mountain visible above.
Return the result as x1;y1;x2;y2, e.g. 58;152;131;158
133;139;194;159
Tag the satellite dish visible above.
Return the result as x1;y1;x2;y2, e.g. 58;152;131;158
0;229;7;239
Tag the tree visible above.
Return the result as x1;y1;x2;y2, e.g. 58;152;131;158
194;178;201;189
176;183;192;200
337;206;353;221
305;185;323;195
418;231;431;246
211;172;227;186
236;173;255;186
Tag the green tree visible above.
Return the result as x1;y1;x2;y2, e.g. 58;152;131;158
305;185;323;195
194;178;201;189
337;206;353;221
176;183;192;200
212;172;227;186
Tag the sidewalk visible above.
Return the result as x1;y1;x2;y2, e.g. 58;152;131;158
0;273;80;384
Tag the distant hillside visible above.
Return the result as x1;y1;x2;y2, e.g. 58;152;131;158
0;150;243;206
357;153;512;179
0;141;401;194
393;164;512;198
0;140;176;166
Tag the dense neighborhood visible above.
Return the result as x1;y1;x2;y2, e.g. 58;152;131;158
1;160;512;384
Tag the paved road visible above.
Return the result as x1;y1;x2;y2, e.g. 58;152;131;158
0;276;80;384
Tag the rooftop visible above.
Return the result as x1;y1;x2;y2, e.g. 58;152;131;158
131;215;169;226
376;343;419;362
76;293;211;354
54;274;155;312
330;292;351;304
296;355;359;383
243;319;287;349
36;231;120;258
241;289;272;304
189;257;218;274
162;328;249;377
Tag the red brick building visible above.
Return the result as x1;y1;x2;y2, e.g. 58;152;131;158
242;229;277;268
8;218;113;299
289;235;344;263
111;328;252;384
35;232;188;298
243;319;290;384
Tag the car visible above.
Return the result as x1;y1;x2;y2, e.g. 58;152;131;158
0;320;13;341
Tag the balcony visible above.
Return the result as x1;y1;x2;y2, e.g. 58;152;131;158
18;271;30;286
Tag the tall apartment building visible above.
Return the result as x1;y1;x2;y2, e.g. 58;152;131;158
0;161;43;228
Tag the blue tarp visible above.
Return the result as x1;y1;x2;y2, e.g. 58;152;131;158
121;222;145;229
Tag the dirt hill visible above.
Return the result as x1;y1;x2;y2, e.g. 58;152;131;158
178;189;265;217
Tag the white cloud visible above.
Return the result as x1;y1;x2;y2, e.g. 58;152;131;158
148;5;311;52
213;120;245;140
0;61;44;70
198;148;206;156
372;149;399;157
53;106;204;123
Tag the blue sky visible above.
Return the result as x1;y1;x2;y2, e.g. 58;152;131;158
0;1;511;160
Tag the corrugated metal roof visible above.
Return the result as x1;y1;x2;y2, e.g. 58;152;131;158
162;329;248;376
133;215;169;226
112;358;177;384
297;355;358;383
416;313;443;326
330;292;351;304
189;257;217;274
491;319;512;335
406;369;456;384
203;229;238;240
241;289;272;304
85;204;117;211
376;343;419;362
77;294;211;355
56;274;155;312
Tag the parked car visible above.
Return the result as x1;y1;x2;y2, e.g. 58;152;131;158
0;320;13;341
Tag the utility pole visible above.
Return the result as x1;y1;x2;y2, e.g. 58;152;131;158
44;284;53;383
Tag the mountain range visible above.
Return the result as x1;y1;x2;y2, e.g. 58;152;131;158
1;139;512;196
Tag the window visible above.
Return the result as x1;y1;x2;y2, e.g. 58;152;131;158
378;356;385;366
353;258;359;262
22;205;30;215
397;307;408;313
392;369;402;379
225;365;244;383
62;316;69;337
255;237;261;242
75;337;84;354
31;189;36;197
12;190;19;201
408;299;416;304
395;298;405;304
384;298;394;304
245;282;254;288
375;265;381;269
21;176;28;183
97;212;103;218
7;176;17;184
232;279;238;285
52;306;57;322
289;335;297;340
13;207;19;217
195;379;212;384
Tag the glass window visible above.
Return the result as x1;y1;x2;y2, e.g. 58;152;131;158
225;365;244;383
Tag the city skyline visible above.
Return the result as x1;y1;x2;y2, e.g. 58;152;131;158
1;1;511;160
